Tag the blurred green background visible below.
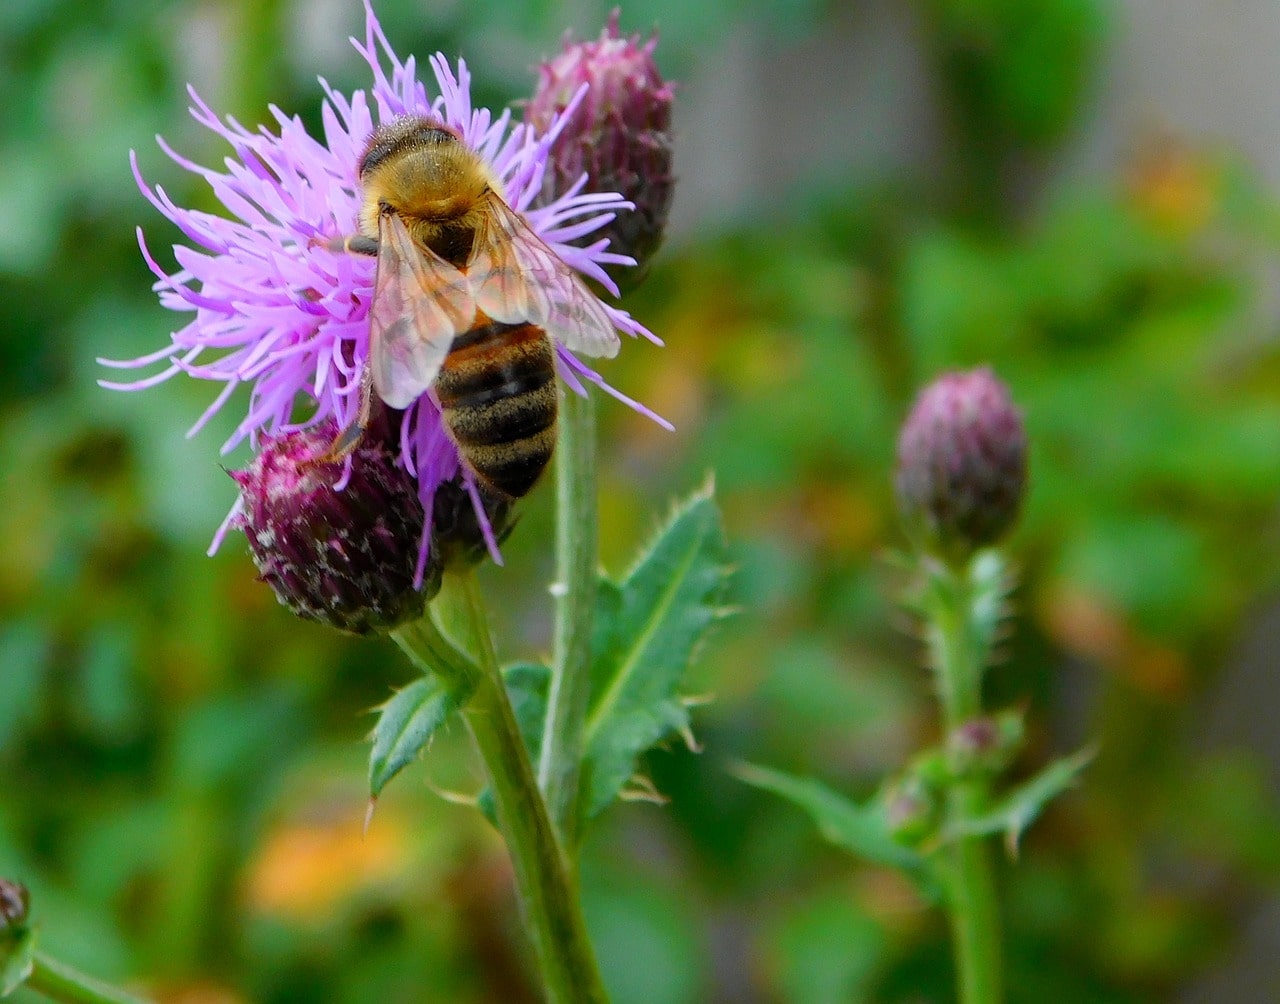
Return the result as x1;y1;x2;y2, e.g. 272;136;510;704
4;0;1280;1001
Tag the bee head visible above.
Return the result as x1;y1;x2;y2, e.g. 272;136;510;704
358;116;487;222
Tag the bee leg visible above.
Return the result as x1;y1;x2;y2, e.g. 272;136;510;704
305;366;376;468
310;234;379;257
344;235;379;257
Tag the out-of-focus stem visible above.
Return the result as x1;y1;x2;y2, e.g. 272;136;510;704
539;387;599;847
927;560;1004;1004
24;952;149;1004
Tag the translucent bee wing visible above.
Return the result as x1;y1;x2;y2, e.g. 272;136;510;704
470;193;621;360
369;212;475;409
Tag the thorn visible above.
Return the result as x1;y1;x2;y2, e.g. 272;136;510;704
424;779;481;807
678;723;702;754
620;774;668;805
681;692;716;708
364;797;377;837
1004;827;1022;860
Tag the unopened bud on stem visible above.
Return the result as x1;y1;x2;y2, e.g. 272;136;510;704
528;12;675;289
233;423;442;634
895;367;1028;563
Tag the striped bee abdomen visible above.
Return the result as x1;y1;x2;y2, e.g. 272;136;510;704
435;318;558;499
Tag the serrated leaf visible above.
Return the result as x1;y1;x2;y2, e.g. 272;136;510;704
368;676;471;799
579;484;729;823
951;747;1095;855
0;927;35;997
478;663;551;826
733;763;928;876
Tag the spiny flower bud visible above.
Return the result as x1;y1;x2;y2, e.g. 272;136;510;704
0;880;28;930
895;367;1028;562
431;479;516;570
884;775;940;847
528;12;675;288
948;711;1025;776
233;422;441;635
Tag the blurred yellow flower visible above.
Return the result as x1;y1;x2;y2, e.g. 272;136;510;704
245;809;411;920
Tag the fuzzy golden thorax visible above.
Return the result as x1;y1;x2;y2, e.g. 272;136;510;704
356;116;501;267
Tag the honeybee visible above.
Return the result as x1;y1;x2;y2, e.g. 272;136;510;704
324;115;620;498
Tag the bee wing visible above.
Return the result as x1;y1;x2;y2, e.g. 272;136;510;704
470;193;621;360
368;212;475;409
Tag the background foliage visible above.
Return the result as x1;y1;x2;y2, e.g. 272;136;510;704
3;0;1280;1001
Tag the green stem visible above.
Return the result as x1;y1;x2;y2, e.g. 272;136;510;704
393;577;609;1004
929;560;1003;1004
25;952;149;1004
539;388;599;847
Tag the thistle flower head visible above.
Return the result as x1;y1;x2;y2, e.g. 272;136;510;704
895;367;1028;562
233;421;440;634
103;0;670;591
527;11;674;286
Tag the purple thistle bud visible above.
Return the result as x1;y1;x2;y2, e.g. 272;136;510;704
884;776;940;847
233;422;441;635
528;11;675;289
895;367;1028;562
948;711;1025;776
0;879;28;930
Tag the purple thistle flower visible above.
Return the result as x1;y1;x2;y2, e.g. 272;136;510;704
102;0;669;585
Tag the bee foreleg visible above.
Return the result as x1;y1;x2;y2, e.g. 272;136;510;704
313;234;379;257
305;366;375;468
344;235;379;256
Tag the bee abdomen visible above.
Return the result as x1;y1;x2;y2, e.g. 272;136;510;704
436;320;558;499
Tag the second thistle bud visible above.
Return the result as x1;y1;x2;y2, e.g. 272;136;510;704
233;423;442;635
895;367;1028;563
0;880;28;930
528;13;674;288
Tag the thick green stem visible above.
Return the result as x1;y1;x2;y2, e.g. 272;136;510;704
25;952;149;1004
929;560;1004;1004
393;577;609;1004
539;388;599;846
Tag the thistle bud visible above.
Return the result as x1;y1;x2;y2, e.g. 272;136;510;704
233;423;441;635
948;711;1025;776
430;479;516;569
0;880;28;930
895;368;1028;562
528;12;675;287
884;775;940;847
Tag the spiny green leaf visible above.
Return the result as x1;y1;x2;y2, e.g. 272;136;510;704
367;676;471;800
579;482;730;824
951;747;1095;856
733;763;932;883
478;663;551;826
0;926;35;997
